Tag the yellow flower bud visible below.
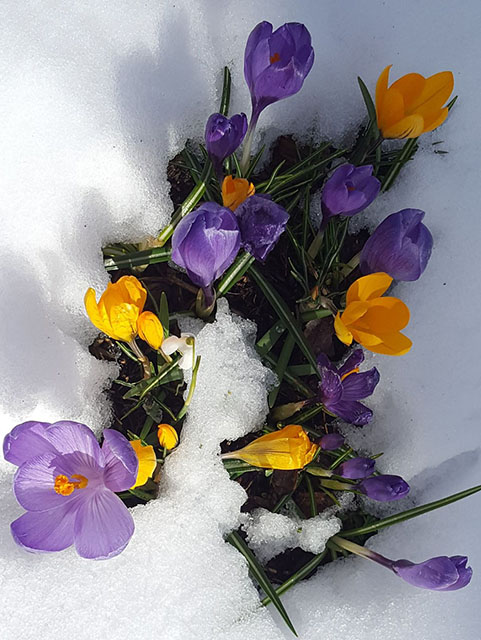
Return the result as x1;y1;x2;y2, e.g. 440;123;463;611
222;175;255;211
129;440;157;488
157;424;178;450
137;311;164;351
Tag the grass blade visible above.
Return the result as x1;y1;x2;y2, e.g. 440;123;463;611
159;291;170;337
217;251;255;296
220;66;231;116
268;333;295;408
256;320;286;357
261;549;327;606
104;246;171;272
357;76;377;125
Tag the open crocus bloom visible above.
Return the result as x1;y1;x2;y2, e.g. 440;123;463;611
222;175;255;211
376;65;454;139
222;424;318;470
84;275;147;343
3;421;138;559
334;272;412;356
162;334;195;369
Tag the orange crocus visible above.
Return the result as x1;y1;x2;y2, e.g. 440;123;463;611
157;424;178;450
376;66;454;139
222;175;255;211
334;272;412;356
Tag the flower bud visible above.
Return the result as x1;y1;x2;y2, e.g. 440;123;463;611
358;474;410;501
205;113;247;175
234;195;289;262
338;457;375;479
392;555;472;591
320;433;345;450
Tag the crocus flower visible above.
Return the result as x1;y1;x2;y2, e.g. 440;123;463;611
320;433;345;450
317;350;380;425
3;420;138;559
334;272;412;356
129;440;156;487
222;175;255;211
338;457;375;479
234;195;289;262
157;424;179;450
360;209;433;281
392;556;473;591
205;113;247;178
241;21;314;169
137;311;164;350
85;275;147;343
376;66;454;139
171;203;241;305
222;424;318;470
358;474;410;501
162;333;195;370
320;164;380;229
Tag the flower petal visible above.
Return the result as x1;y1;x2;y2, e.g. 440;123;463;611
334;312;353;346
3;421;55;466
74;488;135;559
102;430;139;492
382;114;425;139
408;71;454;117
346;272;392;304
43;421;104;466
389;73;425;109
375;65;392;121
11;502;78;553
84;287;113;337
329;399;373;426
337;349;365;378
137;311;164;351
378;87;405;132
129;440;156;488
341;368;380;400
359;297;410;333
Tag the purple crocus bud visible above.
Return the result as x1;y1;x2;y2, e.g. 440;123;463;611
234;195;289;261
338;457;375;479
244;21;314;122
392;556;473;591
4;420;138;559
360;209;433;281
205;112;247;178
321;164;381;229
171;202;241;304
317;350;380;426
358;474;410;501
320;433;345;450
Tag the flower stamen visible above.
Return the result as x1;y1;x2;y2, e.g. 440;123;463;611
54;474;88;496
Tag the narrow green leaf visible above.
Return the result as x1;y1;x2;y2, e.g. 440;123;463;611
104;246;171;272
268;333;295;408
175;355;201;421
159;292;170;338
222;459;258;476
357;76;377;126
256;320;286;357
263;353;314;399
305;474;317;517
226;531;297;636
244;145;265;180
216;251;255;296
300;308;332;323
261;549;327;606
342;483;481;538
249;265;322;380
220;66;231;116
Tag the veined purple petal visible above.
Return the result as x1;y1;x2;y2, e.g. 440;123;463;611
317;352;335;371
43;421;104;467
438;556;473;591
244;21;273;92
337;349;365;378
329;399;374;426
235;195;289;262
11;501;79;553
73;488;135;559
319;368;343;405
102;429;139;492
3;421;55;466
392;557;460;590
205;113;247;171
341;368;380;400
359;475;410;501
338;457;375;479
320;433;345;450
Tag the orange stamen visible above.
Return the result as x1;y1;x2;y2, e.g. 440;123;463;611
54;473;88;496
340;367;360;381
270;52;280;64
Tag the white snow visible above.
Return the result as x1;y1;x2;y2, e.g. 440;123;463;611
1;1;481;639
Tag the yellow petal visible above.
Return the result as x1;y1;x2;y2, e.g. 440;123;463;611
356;297;410;333
364;331;412;356
222;175;255;210
334;312;353;346
375;65;392;121
382;114;425;139
130;440;157;488
408;71;454;117
101;276;147;343
227;424;318;470
389;73;425;109
157;424;178;450
378;88;405;132
138;311;164;350
84;287;113;336
339;300;370;327
346;272;392;304
421;107;449;133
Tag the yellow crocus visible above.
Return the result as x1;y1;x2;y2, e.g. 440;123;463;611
84;276;147;343
137;311;164;350
376;65;454;139
222;175;255;211
129;440;157;488
334;272;412;356
222;424;318;470
157;424;178;450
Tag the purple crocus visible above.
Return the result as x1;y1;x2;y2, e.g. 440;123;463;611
234;195;289;261
338;456;375;479
320;433;345;450
392;555;473;591
358;474;410;501
205;112;247;179
320;164;381;229
360;209;433;281
317;350;380;426
171;202;241;306
3;420;138;559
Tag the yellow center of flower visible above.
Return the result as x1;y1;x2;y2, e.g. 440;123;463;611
54;474;88;496
340;367;360;381
270;52;280;64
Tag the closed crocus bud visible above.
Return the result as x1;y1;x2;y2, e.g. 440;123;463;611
338;457;375;479
157;424;179;450
376;65;454;139
358;474;410;501
392;555;472;591
360;209;433;281
84;276;147;343
320;433;345;450
321;164;380;229
222;175;255;211
171;203;241;304
137;311;164;350
234;195;289;262
205;113;247;177
222;424;318;470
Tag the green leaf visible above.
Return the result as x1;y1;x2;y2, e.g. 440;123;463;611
268;334;295;408
216;251;255;296
226;531;297;636
244;145;265;180
222;459;258;476
261;549;327;606
256;320;286;357
357;76;377;126
382;137;418;192
159;292;169;338
249;265;322;380
104;246;171;272
220;66;231;116
342;483;481;538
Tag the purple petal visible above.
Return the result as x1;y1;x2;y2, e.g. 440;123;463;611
235;195;289;262
319;369;343;405
11;502;78;553
74;488;135;559
316;352;334;371
393;557;460;590
338;456;375;479
102;429;139;492
244;21;273;92
43;421;104;467
3;421;55;466
341;368;380;400
337;349;365;378
439;556;473;591
358;475;410;501
320;433;345;450
329;399;374;426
